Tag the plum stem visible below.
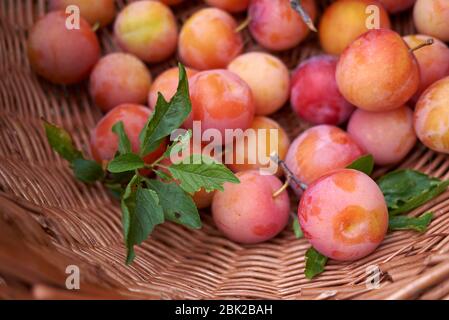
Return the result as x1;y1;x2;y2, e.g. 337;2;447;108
409;38;434;53
290;0;317;32
270;152;308;192
235;15;251;33
273;177;290;198
92;22;100;32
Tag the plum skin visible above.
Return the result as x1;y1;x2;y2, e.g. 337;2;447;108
319;0;391;55
348;106;417;165
114;0;178;63
49;0;116;27
228;52;290;116
27;11;100;85
285;125;364;188
227;116;290;176
212;170;290;244
183;70;255;138
148;67;198;109
403;35;449;102
298;169;388;261
336;29;420;112
178;8;243;70
414;76;449;153
248;0;317;51
90;104;167;165
290;55;354;125
90;53;153;113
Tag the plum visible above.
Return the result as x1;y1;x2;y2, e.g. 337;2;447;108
27;11;100;85
298;169;388;261
212;170;290;244
90;53;152;112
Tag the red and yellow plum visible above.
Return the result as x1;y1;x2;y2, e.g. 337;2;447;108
248;0;317;51
348;106;416;165
183;70;255;137
114;0;178;63
228;52;290;116
90;53;152;113
414;76;449;153
227;116;290;176
178;8;243;70
148;67;198;109
212;170;290;244
414;0;449;42
290;55;354;125
336;29;420;112
27;11;100;85
285;125;364;187
298;169;388;261
319;0;391;55
90;104;167;164
403;35;449;101
49;0;116;27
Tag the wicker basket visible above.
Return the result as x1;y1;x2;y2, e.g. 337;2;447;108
1;0;449;300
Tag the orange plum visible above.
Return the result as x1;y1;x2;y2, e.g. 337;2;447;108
183;70;255;138
27;11;100;85
228;52;290;116
227;116;290;176
49;0;116;27
178;8;243;70
336;29;420;112
148;67;198;109
319;0;391;55
114;0;178;63
414;76;449;153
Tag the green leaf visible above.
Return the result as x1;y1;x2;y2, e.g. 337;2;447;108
122;176;164;264
154;170;172;182
107;153;145;173
145;179;201;229
72;158;104;183
347;154;374;175
112;121;131;155
168;154;240;194
378;170;449;215
292;216;303;239
140;64;192;157
304;247;328;280
389;212;433;232
44;121;83;162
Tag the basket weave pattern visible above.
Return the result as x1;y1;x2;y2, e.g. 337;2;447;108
1;0;449;300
